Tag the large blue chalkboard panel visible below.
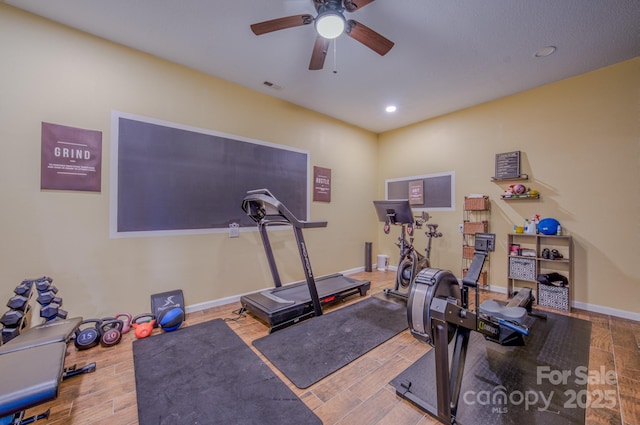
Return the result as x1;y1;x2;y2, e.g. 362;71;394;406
111;113;308;236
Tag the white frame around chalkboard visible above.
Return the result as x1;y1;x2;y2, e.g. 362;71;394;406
109;111;310;238
385;171;455;211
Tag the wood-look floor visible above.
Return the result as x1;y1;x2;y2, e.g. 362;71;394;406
22;270;640;425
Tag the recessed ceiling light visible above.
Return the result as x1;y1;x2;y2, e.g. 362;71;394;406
534;46;556;58
385;105;397;113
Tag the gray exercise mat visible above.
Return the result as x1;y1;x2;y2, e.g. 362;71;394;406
253;296;408;388
133;319;321;425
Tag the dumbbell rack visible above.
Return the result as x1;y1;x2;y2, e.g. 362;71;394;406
1;276;67;345
35;278;68;323
1;280;35;344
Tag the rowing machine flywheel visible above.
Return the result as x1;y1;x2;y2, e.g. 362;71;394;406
407;268;461;345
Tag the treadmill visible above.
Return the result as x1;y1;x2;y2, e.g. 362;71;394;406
240;189;371;333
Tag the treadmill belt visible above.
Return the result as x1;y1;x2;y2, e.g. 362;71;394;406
271;274;361;301
240;274;371;331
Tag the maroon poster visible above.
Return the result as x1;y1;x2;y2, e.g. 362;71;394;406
408;180;424;205
41;122;102;192
313;166;331;202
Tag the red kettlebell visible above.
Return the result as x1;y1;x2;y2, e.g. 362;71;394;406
131;313;156;339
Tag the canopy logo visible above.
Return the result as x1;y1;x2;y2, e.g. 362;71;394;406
462;366;618;415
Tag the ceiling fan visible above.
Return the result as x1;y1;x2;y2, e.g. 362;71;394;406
250;0;394;70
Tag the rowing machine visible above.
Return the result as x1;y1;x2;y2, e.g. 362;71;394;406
399;233;537;424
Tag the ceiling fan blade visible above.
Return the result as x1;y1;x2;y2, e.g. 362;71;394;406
250;14;314;35
309;36;330;70
343;0;375;13
346;20;394;56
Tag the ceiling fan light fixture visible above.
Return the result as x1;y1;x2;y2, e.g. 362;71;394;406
315;10;345;39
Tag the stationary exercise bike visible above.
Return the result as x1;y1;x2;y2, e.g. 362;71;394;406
393;217;443;297
397;233;544;424
373;199;442;300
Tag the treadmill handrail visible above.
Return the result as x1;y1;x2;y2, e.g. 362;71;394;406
242;189;327;229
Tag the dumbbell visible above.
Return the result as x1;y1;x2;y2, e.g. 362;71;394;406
40;303;68;321
14;282;33;296
7;295;29;311
1;307;30;327
37;291;62;306
32;277;54;292
1;326;20;344
36;285;58;296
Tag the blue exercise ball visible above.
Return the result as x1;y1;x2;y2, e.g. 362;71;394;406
538;218;560;235
158;307;184;332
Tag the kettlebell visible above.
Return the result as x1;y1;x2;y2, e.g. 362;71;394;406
132;313;156;339
100;319;124;347
74;319;102;350
115;313;132;333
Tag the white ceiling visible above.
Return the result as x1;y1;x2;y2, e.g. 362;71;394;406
5;0;640;133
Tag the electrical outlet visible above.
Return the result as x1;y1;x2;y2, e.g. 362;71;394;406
458;224;464;233
229;223;240;238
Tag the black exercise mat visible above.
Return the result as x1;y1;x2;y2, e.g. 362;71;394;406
253;296;408;388
132;319;321;425
390;312;592;425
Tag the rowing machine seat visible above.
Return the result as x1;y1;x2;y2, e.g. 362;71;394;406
478;301;527;324
478;287;534;324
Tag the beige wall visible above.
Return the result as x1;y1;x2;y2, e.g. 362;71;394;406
0;5;378;319
378;57;640;315
1;4;637;321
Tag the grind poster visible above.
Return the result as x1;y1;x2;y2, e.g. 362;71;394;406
41;122;102;192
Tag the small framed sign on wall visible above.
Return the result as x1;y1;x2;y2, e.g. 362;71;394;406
41;122;102;192
313;166;331;202
494;151;521;180
408;180;424;205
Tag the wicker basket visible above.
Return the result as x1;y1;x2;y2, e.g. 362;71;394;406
464;196;490;211
463;221;488;235
463;245;475;259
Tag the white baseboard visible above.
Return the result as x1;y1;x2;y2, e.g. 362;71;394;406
572;301;640;322
184;293;243;314
485;285;508;294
